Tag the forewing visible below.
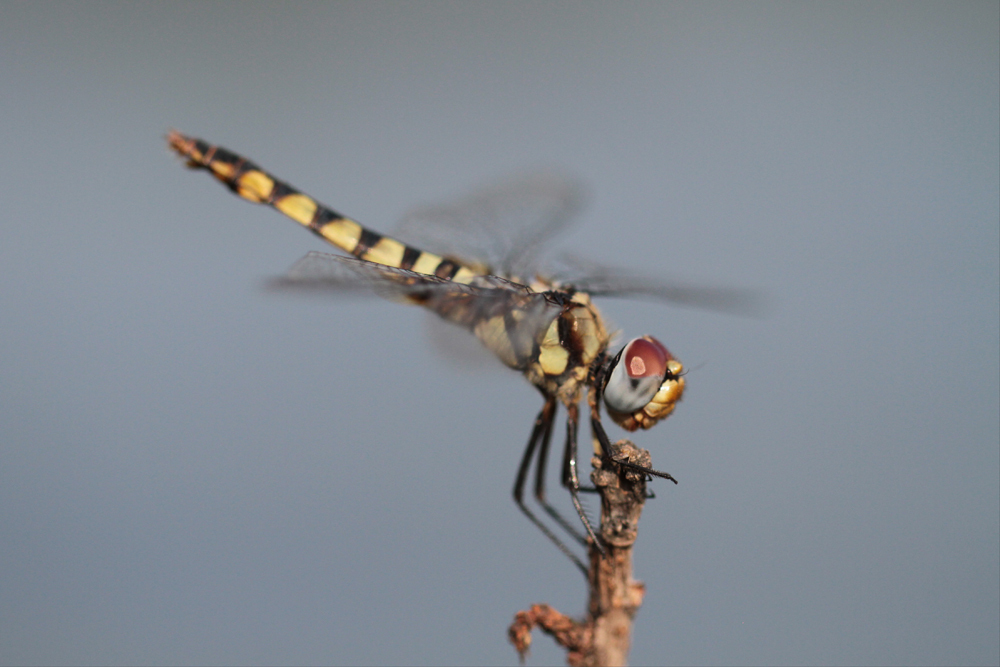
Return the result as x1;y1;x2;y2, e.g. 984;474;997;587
554;254;767;317
267;251;477;301
392;170;585;279
268;251;563;334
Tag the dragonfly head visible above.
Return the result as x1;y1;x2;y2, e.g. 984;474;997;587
602;336;685;432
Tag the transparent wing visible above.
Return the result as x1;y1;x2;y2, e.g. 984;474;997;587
391;170;585;279
268;252;565;358
552;254;767;317
267;251;481;299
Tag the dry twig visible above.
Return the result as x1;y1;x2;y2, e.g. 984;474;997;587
509;440;651;666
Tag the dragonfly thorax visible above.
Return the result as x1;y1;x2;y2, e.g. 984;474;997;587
509;296;610;404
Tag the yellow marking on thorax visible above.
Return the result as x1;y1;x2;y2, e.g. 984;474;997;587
538;320;569;375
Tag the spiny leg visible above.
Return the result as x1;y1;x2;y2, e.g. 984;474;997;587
513;398;587;574
591;416;678;484
560;423;599;495
563;402;605;556
533;403;588;545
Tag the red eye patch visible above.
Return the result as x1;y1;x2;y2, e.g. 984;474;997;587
625;337;669;378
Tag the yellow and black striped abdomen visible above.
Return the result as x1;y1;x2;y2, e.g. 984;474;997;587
167;131;478;284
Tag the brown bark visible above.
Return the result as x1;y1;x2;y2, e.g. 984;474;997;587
509;440;651;666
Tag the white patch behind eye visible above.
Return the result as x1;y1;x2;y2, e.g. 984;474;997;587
604;338;664;413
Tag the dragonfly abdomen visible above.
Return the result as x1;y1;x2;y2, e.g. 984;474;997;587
167;131;478;284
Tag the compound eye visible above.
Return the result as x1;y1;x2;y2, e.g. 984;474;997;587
603;336;671;413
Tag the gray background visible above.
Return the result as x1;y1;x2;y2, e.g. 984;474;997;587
1;3;997;666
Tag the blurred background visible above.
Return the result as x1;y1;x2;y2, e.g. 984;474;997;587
1;3;997;665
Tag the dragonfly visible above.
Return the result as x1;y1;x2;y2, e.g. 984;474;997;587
167;131;731;573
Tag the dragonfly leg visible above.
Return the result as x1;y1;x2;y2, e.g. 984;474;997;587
513;398;588;574
563;403;606;556
533;402;588;545
591;417;678;484
560;428;598;494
